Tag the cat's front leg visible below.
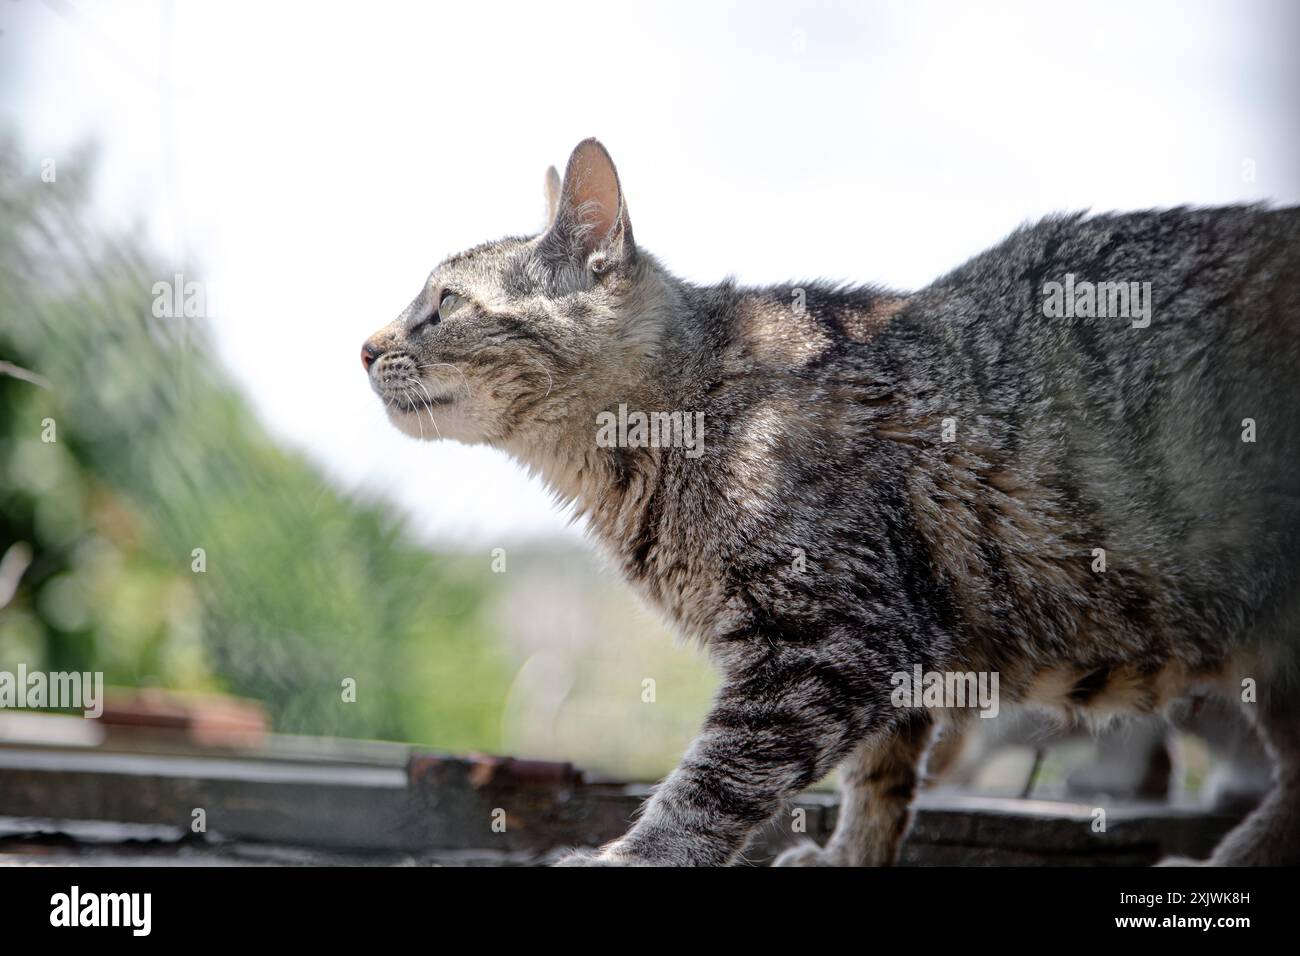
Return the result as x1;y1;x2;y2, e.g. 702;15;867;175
556;644;880;866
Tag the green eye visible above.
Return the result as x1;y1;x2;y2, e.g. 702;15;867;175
438;291;465;319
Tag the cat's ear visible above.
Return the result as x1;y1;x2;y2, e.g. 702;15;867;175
542;138;635;273
543;166;562;227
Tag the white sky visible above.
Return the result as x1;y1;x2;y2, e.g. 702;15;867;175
3;0;1297;547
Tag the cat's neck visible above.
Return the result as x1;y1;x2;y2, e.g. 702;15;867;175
504;268;714;533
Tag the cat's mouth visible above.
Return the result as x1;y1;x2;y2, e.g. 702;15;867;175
388;391;456;413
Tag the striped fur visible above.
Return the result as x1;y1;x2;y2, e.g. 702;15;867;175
365;139;1300;866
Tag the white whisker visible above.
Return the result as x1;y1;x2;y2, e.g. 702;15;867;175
412;380;443;439
402;385;427;440
522;355;553;400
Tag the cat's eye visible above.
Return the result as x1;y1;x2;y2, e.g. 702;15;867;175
413;291;466;334
438;291;466;320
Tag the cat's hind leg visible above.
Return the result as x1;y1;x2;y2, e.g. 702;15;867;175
1206;686;1300;866
774;713;934;867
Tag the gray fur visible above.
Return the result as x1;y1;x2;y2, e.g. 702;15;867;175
364;139;1300;866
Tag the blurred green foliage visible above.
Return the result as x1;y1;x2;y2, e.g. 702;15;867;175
0;136;512;749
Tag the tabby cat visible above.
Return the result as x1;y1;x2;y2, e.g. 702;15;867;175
363;138;1300;866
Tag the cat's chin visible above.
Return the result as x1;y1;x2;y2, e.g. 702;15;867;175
386;403;466;443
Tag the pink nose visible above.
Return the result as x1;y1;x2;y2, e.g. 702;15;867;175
361;342;380;371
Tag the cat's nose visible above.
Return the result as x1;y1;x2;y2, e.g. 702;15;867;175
361;341;382;372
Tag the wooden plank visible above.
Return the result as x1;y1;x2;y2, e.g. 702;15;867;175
0;744;1244;863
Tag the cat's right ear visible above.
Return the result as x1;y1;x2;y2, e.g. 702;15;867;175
541;138;636;274
543;166;562;228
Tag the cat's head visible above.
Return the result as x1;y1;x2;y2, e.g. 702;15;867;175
362;138;667;451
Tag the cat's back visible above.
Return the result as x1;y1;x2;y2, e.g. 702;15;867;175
918;204;1300;382
671;206;1300;648
887;204;1300;640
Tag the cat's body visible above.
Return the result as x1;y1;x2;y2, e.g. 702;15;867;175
364;139;1300;865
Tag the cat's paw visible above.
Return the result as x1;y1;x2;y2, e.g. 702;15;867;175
553;847;650;866
1155;855;1208;867
553;848;615;866
772;841;847;867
